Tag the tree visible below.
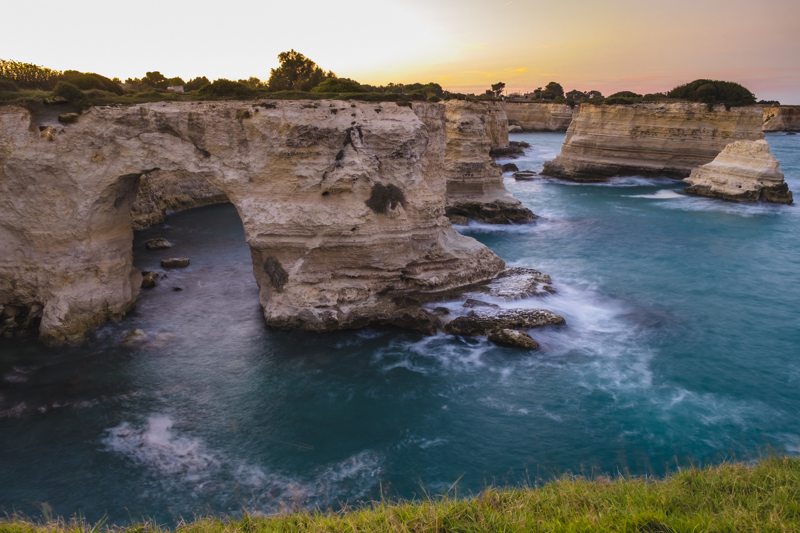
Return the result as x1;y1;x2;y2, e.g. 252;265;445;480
667;79;756;107
310;77;365;93
185;76;210;92
267;50;332;92
544;81;564;100
490;82;505;98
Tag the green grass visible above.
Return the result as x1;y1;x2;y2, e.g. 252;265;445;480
2;457;799;532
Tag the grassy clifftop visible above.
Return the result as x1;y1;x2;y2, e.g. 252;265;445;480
3;457;799;532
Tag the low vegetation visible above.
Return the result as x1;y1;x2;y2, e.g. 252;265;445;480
0;55;770;111
2;457;799;532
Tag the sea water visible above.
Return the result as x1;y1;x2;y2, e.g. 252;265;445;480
1;132;798;524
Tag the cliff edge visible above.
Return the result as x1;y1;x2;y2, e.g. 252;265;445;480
0;101;506;343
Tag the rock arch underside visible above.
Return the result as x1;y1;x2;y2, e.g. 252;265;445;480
0;100;517;344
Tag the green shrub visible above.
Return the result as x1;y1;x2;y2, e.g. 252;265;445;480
185;76;210;92
60;70;123;94
310;77;365;93
668;79;756;107
198;79;257;99
0;78;18;92
52;81;85;103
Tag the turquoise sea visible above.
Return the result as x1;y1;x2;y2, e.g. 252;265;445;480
1;132;798;524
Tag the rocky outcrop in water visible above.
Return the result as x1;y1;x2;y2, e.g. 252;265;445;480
542;103;764;181
0;101;508;343
503;102;574;132
763;106;800;132
684;140;793;204
443;101;535;223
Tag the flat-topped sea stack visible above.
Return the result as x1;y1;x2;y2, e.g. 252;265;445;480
503;102;574;132
763;105;800;132
0;100;508;343
443;100;535;223
542;103;764;182
684;139;793;204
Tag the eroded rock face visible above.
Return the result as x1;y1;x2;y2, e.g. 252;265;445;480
503;102;574;132
131;170;228;229
443;101;535;223
542;103;764;181
0;101;505;344
684;140;793;204
763;106;800;132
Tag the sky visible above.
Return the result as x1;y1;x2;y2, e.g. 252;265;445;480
2;0;798;102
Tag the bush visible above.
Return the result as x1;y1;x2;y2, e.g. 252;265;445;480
668;79;756;107
310;77;365;93
53;81;85;103
198;79;257;99
0;79;18;92
60;70;123;94
185;76;210;92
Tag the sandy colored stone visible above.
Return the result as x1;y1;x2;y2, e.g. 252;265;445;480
684;139;793;204
443;100;535;223
503;102;574;132
762;105;800;132
0;100;505;344
542;103;764;181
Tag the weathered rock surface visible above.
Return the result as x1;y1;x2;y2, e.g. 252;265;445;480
140;271;159;289
132;170;228;229
503;102;574;132
542;103;764;181
443;101;535;224
763;105;800;132
161;257;190;268
0;100;505;343
488;328;540;349
144;237;173;250
443;308;565;336
513;171;537;180
684;140;793;204
479;267;555;299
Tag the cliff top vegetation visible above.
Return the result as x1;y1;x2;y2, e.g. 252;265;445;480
1;457;798;532
0;52;482;111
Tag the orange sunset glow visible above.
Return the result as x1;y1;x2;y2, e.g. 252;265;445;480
2;0;798;102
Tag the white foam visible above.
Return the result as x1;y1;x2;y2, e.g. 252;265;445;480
103;414;384;513
628;189;685;200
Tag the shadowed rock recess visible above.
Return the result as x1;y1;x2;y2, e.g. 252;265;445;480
0;101;512;344
542;103;765;182
443;101;536;224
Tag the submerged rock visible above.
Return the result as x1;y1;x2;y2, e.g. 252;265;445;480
463;298;500;309
684;140;793;204
140;271;159;289
144;237;174;250
480;267;555;299
161;257;190;268
489;141;530;159
444;309;565;336
446;200;537;224
513;171;537;180
488;328;539;350
501;163;519;172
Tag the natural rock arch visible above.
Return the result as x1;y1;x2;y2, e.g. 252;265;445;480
0;101;504;344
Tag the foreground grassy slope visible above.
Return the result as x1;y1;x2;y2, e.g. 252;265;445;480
3;457;799;532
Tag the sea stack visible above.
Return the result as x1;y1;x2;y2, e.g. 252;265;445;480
684;139;793;204
542;103;764;181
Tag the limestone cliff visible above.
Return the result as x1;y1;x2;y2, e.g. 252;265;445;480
542;103;764;181
131;170;228;229
0;101;506;343
443;101;535;223
503;102;573;132
763;106;800;132
684;140;793;204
